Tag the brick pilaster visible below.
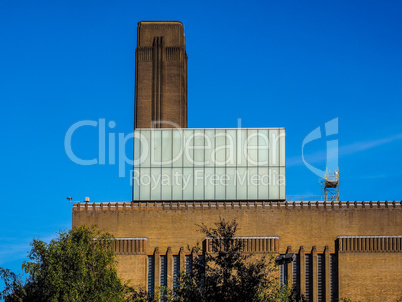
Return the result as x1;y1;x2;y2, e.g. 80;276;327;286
312;246;318;302
179;247;185;272
167;247;173;289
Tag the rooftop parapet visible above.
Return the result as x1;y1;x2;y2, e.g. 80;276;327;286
73;200;402;212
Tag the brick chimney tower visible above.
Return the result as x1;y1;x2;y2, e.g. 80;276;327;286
135;21;188;129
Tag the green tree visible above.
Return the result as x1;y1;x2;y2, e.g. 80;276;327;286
173;219;301;302
0;225;135;302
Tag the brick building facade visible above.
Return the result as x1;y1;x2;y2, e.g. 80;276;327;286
72;21;402;302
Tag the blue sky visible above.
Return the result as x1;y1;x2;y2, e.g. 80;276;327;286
1;0;401;279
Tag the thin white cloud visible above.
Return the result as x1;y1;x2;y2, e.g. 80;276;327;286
339;133;402;156
346;171;402;181
0;234;56;266
0;241;30;266
287;133;402;167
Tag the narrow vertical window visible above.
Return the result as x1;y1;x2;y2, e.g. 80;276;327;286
330;254;338;302
317;254;324;302
147;255;154;298
173;255;180;289
292;254;299;292
160;255;167;287
160;255;167;302
280;261;287;286
185;255;192;274
305;254;312;302
198;255;205;286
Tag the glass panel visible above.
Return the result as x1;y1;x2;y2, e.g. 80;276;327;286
139;167;150;200
226;130;236;167
279;167;286;200
132;128;286;201
258;129;269;167
172;167;182;200
205;167;215;200
269;129;280;167
226;167;237;200
215;130;227;166
150;168;161;200
268;167;279;200
247;129;258;166
182;167;193;200
172;129;183;168
237;129;248;167
193;130;205;167
141;130;151;167
258;166;269;200
279;128;286;167
133;167;140;200
194;167;205;200
133;129;142;168
215;167;226;200
183;130;193;168
161;130;172;167
204;129;215;167
247;167;258;200
161;167;172;200
236;167;247;199
151;130;162;167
